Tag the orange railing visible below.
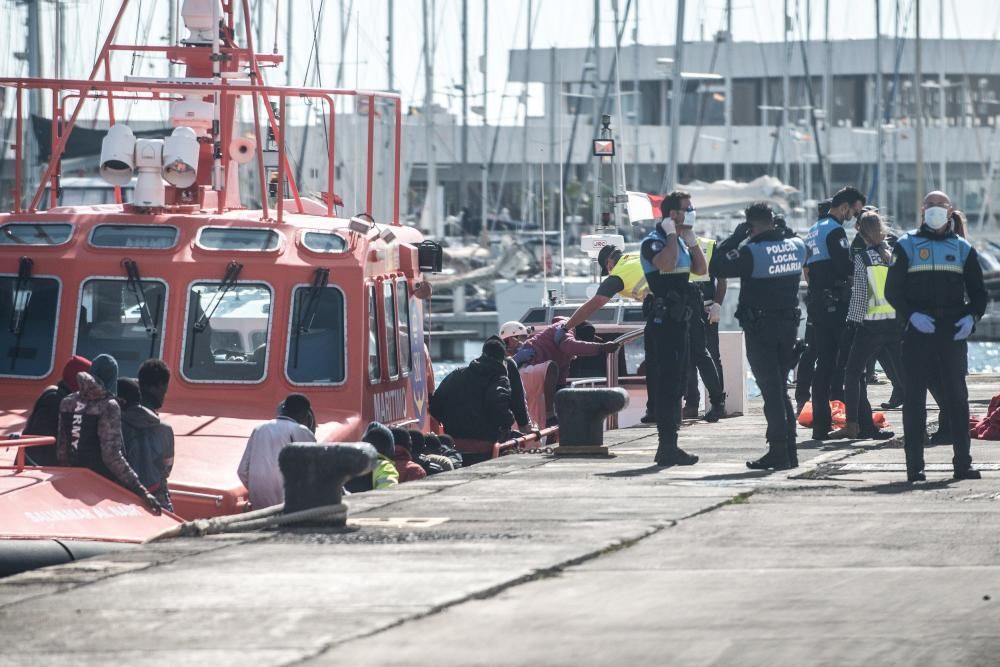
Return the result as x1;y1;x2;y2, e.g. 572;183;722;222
2;436;57;473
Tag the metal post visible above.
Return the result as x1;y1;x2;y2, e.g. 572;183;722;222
667;0;686;190
522;0;533;228
549;46;557;226
723;0;733;181
915;0;924;212
25;0;42;186
286;0;293;85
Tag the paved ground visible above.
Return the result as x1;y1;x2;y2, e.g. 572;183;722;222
1;376;999;666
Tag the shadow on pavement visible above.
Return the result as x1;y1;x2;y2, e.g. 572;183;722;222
850;479;958;494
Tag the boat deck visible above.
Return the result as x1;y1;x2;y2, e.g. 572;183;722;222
2;376;999;666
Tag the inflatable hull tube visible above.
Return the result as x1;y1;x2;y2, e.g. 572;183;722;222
0;540;132;578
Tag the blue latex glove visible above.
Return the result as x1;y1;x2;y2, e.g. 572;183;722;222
553;325;567;344
954;314;975;341
908;312;936;334
511;346;535;366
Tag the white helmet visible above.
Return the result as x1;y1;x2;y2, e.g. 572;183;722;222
499;320;529;340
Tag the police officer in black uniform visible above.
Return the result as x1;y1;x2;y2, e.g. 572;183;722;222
803;186;866;440
794;199;831;413
640;190;708;466
711;203;807;470
885;190;988;482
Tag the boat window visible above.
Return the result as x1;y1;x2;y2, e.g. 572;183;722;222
75;278;166;377
90;224;179;249
182;283;271;382
622;307;646;323
522;307;548;324
367;285;381;382
395;280;411;374
382;281;399;378
0;276;59;378
197;227;280;251
286;285;346;384
301;231;348;253
0;223;73;246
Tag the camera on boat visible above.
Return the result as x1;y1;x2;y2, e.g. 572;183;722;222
162;127;200;189
98;124;136;186
99;123;200;207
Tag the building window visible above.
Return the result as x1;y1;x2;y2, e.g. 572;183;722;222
286;285;346;384
0;276;59;378
76;278;166;377
182;282;271;382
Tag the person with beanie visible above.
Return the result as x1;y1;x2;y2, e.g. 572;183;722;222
137;358;171;412
23;355;92;465
429;338;518;462
408;429;452;473
389;427;428;482
56;354;162;513
237;393;316;509
345;421;400;492
118;378;175;511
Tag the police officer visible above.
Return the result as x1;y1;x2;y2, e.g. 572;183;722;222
641;190;707;466
803;186;866;440
684;236;727;422
711;202;807;470
559;244;655;421
885;190;988;482
794;199;831;414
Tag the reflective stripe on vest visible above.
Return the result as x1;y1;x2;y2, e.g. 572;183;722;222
804;217;839;265
608;253;650;300
689;237;715;282
864;264;895;320
896;232;971;275
639;230;692;275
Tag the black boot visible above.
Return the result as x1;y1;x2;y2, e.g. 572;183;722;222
953;466;982;480
704;396;726;423
787;441;798;468
747;442;791;471
655;443;699;467
682;404;699;420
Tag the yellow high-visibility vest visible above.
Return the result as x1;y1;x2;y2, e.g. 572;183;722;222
609;253;650;300
864;264;895;320
689;237;715;283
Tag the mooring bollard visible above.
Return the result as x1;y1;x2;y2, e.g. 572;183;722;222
279;442;377;523
553;387;628;457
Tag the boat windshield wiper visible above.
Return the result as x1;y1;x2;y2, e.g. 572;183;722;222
291;268;329;368
121;258;157;337
193;261;243;333
8;257;33;336
8;257;33;372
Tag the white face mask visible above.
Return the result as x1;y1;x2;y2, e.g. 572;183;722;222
924;206;949;230
683;209;696;227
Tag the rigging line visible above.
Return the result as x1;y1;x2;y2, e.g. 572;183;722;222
793;1;828;197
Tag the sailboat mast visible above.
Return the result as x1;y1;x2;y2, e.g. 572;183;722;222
632;0;640;189
915;0;924;210
592;0;601;227
481;0;489;234
782;0;790;186
938;0;946;191
422;0;439;236
876;0;885;208
460;0;469;215
667;0;686;190
722;0;733;181
387;0;394;91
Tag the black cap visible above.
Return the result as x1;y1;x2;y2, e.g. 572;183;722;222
597;245;620;276
481;337;506;363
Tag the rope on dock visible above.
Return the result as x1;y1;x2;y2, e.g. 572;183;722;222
144;503;348;543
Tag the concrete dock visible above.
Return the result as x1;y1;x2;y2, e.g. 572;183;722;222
2;376;999;666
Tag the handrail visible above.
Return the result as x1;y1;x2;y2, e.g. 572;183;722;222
604;328;646;430
494;427;560;457
3;436;57;473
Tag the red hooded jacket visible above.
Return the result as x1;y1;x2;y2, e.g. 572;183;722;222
393;447;428;483
516;318;606;384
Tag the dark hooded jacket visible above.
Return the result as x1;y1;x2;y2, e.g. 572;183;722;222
56;372;150;499
22;381;70;465
122;403;175;496
429;355;514;442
